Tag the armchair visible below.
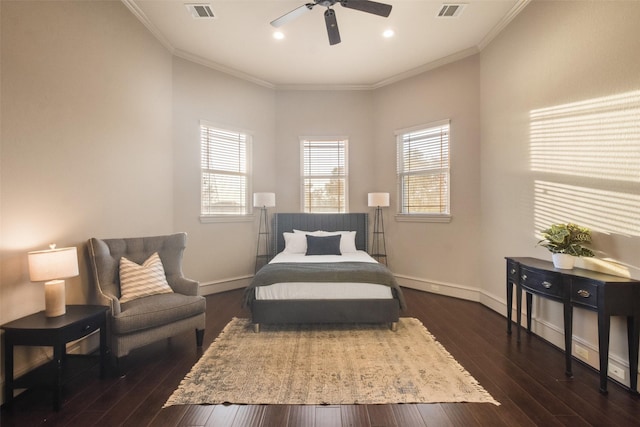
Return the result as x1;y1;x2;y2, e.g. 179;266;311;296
87;233;205;362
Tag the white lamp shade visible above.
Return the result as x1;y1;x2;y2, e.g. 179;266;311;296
28;246;79;282
368;192;390;207
253;192;276;208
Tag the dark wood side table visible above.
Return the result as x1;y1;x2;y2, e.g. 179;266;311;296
505;257;639;394
1;305;108;411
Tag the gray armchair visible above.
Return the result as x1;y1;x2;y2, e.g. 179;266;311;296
87;233;205;362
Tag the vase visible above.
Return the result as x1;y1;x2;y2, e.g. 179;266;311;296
552;253;575;269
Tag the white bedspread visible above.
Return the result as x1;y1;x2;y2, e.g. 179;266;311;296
255;251;393;300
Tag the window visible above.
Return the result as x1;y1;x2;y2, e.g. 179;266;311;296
301;138;348;213
200;122;252;218
396;120;450;220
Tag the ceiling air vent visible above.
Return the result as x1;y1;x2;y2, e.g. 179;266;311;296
437;4;466;18
185;3;215;19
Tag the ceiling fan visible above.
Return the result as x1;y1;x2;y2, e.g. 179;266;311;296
270;0;393;46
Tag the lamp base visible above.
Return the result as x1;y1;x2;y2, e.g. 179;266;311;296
44;279;66;317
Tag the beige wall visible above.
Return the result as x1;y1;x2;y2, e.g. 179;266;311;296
480;0;640;386
372;56;482;293
1;0;173;389
171;57;277;284
274;90;376;213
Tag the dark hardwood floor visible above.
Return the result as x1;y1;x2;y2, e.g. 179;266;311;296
1;288;638;426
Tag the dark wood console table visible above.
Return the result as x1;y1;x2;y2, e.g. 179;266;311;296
505;257;639;394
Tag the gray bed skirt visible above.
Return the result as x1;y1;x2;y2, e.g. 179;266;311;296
251;298;400;326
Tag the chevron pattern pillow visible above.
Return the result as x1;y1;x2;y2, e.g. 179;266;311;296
119;252;173;303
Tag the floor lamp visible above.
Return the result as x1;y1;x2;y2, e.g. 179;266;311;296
368;192;389;265
254;192;276;273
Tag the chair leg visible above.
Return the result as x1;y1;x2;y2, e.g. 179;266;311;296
195;329;205;347
113;355;127;378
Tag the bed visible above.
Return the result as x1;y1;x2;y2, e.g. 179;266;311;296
244;213;406;332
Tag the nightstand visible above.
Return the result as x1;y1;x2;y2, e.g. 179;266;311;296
1;305;108;411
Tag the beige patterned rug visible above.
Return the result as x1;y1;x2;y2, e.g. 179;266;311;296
164;317;499;406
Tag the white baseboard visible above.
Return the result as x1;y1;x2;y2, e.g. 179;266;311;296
3;274;636;405
395;274;481;302
480;288;638;390
198;275;252;295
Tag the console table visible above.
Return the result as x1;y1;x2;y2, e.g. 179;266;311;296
1;305;108;411
505;257;639;394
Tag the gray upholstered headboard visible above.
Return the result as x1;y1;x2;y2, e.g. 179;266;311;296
273;213;369;254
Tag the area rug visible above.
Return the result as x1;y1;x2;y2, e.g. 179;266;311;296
164;317;499;406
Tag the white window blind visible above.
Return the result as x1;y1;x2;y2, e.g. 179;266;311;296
301;138;348;213
200;123;251;216
397;120;450;215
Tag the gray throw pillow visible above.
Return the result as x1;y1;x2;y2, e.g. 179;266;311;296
305;234;342;256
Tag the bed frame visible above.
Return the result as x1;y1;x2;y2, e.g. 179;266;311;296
250;213;401;331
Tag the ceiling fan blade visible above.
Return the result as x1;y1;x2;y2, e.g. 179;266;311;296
324;8;341;45
340;0;392;17
271;3;314;28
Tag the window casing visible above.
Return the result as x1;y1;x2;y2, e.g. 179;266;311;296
301;138;348;213
396;120;450;220
200;122;252;219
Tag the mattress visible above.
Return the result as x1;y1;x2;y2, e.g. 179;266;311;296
254;251;394;300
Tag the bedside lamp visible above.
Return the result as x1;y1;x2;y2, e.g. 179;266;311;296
368;192;390;265
253;192;276;210
28;244;79;317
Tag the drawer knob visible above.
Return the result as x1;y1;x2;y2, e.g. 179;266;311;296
510;268;516;275
521;274;527;281
542;281;553;289
577;289;591;298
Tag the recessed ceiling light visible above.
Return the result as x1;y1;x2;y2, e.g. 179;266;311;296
273;31;285;40
382;29;395;38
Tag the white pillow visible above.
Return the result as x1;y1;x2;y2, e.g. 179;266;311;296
325;231;357;253
336;231;357;253
283;232;307;253
119;252;173;303
293;229;357;253
293;229;324;236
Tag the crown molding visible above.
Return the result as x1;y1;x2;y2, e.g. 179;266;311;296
173;49;276;89
478;0;532;51
120;0;175;54
121;0;529;92
370;47;480;90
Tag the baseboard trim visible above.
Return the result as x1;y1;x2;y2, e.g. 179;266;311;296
198;275;252;295
395;274;481;302
397;276;638;389
479;288;638;390
3;274;636;405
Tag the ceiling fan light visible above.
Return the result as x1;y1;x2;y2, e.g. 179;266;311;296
383;29;395;38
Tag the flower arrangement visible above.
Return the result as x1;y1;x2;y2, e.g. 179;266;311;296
537;223;594;257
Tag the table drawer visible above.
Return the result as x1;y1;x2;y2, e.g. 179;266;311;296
571;281;598;309
507;260;519;282
520;267;563;299
62;316;103;342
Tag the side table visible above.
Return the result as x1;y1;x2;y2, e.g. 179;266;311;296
1;305;108;411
